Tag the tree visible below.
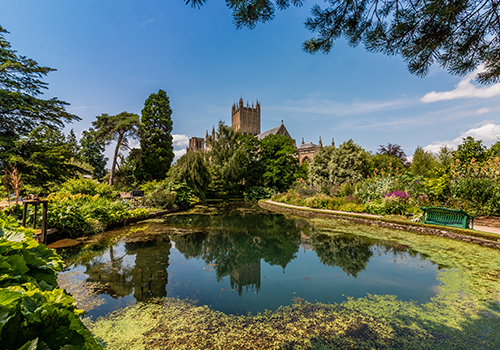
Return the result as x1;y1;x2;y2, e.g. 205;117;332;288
488;141;500;158
411;146;439;177
378;143;408;167
93;112;140;186
436;145;454;171
6;127;84;192
187;0;500;84
79;128;108;179
328;139;370;184
309;145;336;187
0;26;79;152
206;121;246;194
239;134;265;189
66;129;80;160
138;89;175;181
260;134;299;191
369;153;405;173
453;136;488;166
169;150;211;201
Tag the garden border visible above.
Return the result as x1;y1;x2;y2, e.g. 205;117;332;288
259;200;500;249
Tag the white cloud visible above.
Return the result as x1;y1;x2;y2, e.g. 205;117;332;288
173;149;187;163
421;67;500;103
475;107;491;115
423;123;500;153
172;134;189;147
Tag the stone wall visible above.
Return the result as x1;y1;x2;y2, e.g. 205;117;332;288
259;201;500;249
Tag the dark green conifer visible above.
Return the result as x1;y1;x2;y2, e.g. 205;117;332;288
138;89;174;181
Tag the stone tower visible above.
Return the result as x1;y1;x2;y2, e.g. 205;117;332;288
231;97;261;136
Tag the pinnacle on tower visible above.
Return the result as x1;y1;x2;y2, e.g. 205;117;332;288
332;138;335;147
212;126;215;141
319;136;323;147
301;137;304;144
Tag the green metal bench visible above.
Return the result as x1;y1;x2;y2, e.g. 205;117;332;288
420;207;475;229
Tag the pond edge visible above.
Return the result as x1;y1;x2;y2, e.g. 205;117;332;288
259;200;500;249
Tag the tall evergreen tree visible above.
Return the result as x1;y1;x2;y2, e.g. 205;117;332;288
80;128;108;179
0;26;79;170
93;112;140;186
139;89;174;181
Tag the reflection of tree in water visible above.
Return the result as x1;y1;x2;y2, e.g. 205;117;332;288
84;236;171;302
171;210;303;295
84;246;134;298
310;230;427;277
126;239;171;302
310;233;373;277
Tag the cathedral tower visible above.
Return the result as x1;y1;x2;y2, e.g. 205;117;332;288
231;97;261;136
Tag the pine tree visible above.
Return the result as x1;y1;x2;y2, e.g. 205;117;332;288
93;112;140;186
139;89;175;182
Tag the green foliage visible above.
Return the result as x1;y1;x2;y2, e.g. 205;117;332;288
79;128;107;180
436;145;453;172
260;134;299;191
4;193;152;238
244;186;276;200
377;143;408;167
488;141;500;158
206;121;246;194
138;89;174;181
309;145;335;187
453;136;488;166
169;151;211;201
327;139;370;185
410;146;439;177
93;112;140;186
5;127;86;193
59;178;117;200
144;180;196;210
111;148;142;191
0;212;100;349
369;153;405;173
448;157;500;216
0;26;79;169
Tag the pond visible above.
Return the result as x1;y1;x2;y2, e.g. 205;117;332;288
60;202;441;318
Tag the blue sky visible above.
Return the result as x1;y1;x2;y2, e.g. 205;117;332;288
2;0;499;162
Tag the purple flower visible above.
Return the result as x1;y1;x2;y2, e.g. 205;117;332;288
384;190;410;199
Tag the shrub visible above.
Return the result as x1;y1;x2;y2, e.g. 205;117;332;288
59;178;117;200
245;186;277;200
144;181;196;210
0;212;100;349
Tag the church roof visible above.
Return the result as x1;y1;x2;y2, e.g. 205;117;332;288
257;125;281;140
256;123;291;140
298;142;318;149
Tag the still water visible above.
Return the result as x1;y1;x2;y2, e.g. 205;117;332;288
60;202;440;318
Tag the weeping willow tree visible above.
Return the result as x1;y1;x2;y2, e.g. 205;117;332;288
206;121;246;195
169;150;211;201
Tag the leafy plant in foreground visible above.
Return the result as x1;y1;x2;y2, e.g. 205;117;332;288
0;212;100;349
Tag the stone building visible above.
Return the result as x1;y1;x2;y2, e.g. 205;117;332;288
298;137;323;164
186;97;328;165
256;121;292;140
187;137;205;152
232;97;261;136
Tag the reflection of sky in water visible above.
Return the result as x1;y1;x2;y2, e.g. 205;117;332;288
77;242;440;318
63;204;442;318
